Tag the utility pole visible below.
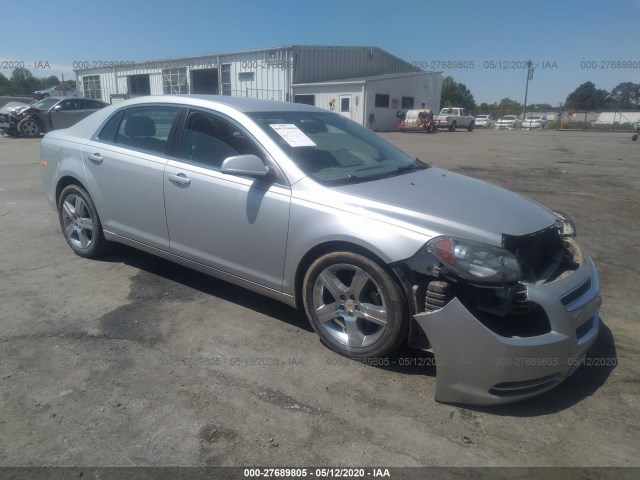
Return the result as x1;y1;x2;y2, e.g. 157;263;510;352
522;60;534;125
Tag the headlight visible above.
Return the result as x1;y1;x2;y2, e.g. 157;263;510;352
553;210;576;238
427;237;521;283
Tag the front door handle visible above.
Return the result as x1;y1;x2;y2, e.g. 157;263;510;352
168;173;191;186
87;153;103;164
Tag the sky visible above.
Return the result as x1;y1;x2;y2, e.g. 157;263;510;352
1;0;639;106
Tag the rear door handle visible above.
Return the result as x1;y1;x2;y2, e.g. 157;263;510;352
168;173;191;186
87;153;103;164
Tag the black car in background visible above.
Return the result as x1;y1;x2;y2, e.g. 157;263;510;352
0;97;108;138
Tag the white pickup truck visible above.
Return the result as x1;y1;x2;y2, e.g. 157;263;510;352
435;107;475;132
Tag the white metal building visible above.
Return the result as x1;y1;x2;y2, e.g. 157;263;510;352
595;111;640;125
74;45;442;130
292;72;443;131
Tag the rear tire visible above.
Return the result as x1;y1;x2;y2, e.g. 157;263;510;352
58;184;108;258
302;252;408;358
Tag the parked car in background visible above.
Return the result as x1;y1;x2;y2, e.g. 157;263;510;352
523;115;548;130
474;114;496;128
495;115;523;129
435;107;475;131
0;97;108;138
33;85;82;100
40;95;601;405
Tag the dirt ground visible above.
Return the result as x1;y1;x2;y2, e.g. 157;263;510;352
0;128;638;468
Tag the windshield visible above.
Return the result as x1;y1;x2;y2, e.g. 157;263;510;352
32;97;60;110
502;116;516;120
477;115;489;119
248;111;425;184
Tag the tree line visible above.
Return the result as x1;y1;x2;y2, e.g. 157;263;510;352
0;68;76;96
441;76;640;115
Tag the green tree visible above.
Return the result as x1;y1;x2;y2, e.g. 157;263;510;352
496;98;522;117
0;72;10;95
530;103;553;111
440;76;476;112
477;102;497;117
565;81;612;110
44;75;60;87
10;67;38;95
62;79;76;90
610;82;640;110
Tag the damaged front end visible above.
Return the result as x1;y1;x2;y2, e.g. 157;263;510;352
0;102;33;137
395;213;602;405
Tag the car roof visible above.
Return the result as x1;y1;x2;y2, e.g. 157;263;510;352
117;95;326;114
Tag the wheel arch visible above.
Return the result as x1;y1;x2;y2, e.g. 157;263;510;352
293;240;413;314
56;175;90;204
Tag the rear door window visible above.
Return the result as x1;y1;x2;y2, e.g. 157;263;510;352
113;106;179;155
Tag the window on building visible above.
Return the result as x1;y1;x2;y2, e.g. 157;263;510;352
82;75;101;100
221;64;231;95
238;71;255;81
294;95;315;106
401;96;414;109
375;94;390;108
162;68;188;95
340;97;351;112
128;74;151;96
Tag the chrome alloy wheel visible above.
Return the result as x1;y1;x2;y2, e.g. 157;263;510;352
61;193;95;250
312;263;389;348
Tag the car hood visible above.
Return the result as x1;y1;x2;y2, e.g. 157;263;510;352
0;102;29;115
319;167;556;246
497;118;516;123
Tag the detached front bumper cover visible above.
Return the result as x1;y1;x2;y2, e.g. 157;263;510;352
414;243;601;405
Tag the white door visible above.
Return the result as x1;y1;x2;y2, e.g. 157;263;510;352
339;95;351;119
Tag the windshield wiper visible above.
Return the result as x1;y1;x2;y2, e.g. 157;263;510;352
374;162;427;180
323;173;362;185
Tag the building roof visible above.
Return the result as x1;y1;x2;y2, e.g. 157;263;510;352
74;45;419;73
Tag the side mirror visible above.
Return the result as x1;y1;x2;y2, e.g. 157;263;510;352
221;154;270;178
52;105;63;111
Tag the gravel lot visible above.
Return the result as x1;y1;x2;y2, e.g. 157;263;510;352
0;128;638;468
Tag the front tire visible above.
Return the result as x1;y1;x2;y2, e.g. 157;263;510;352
303;252;408;358
18;118;41;138
57;185;108;258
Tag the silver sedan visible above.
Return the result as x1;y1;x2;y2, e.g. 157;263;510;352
41;95;601;405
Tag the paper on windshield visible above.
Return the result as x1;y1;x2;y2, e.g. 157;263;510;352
270;124;316;147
